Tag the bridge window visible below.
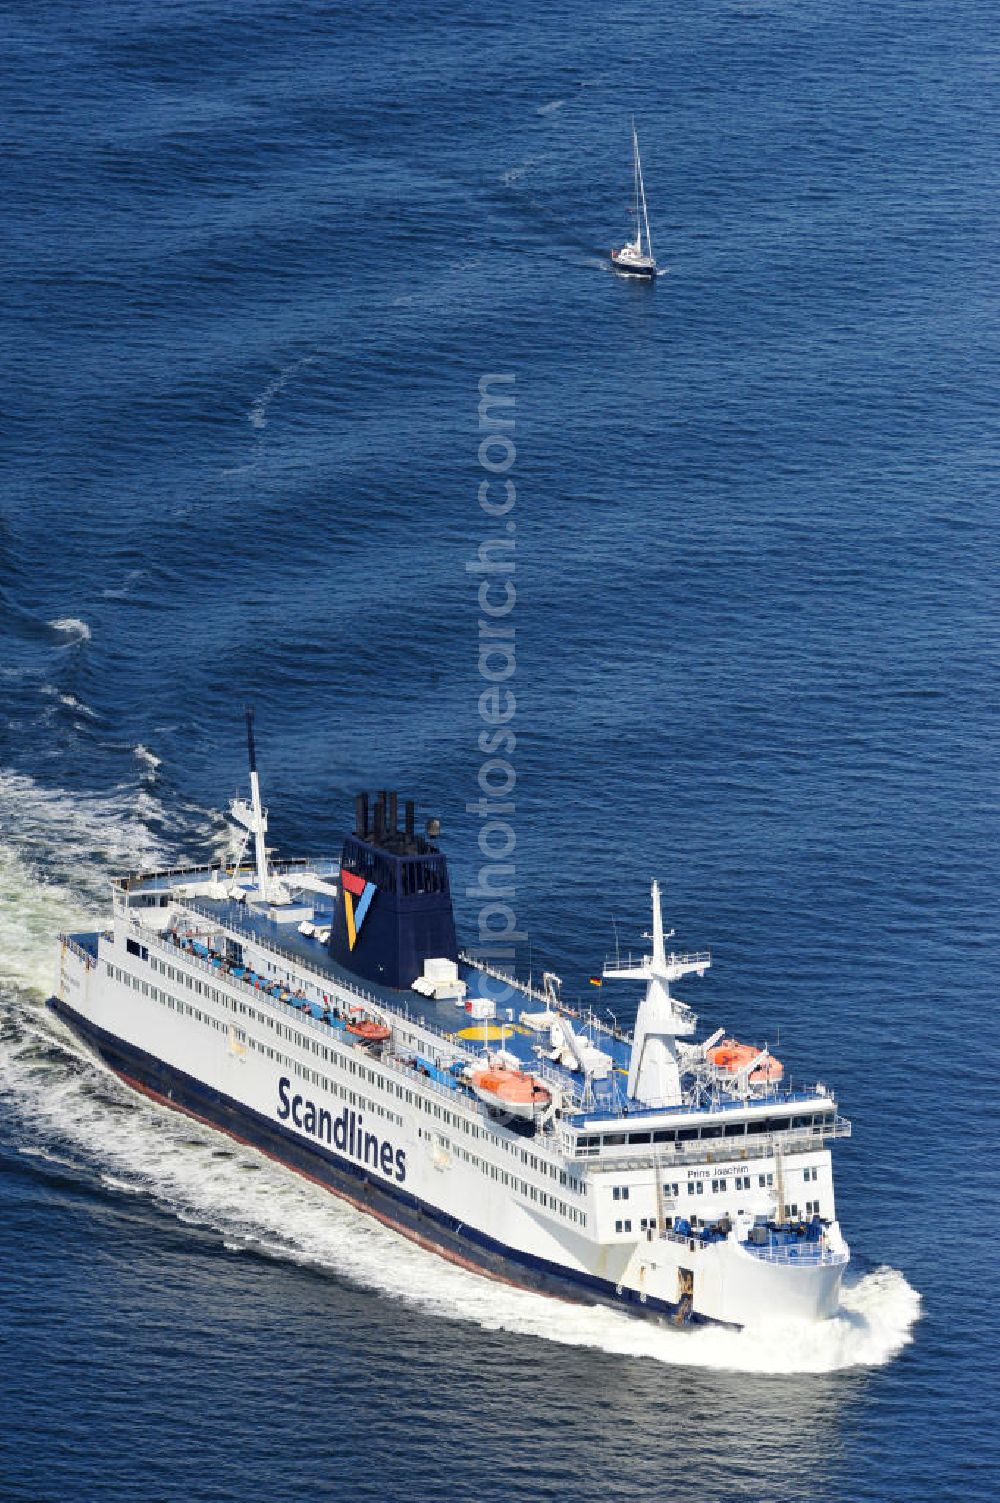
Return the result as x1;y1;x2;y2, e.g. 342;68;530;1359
652;1129;676;1143
627;1131;651;1145
724;1122;746;1138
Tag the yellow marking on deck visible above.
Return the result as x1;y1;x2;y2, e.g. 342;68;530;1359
454;1024;514;1042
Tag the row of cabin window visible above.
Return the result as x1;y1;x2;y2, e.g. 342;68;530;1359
619;1169;808;1201
579;1115;833;1150
110;963;401;1127
451;1141;585;1224
144;951;422;1126
119;954;585;1199
687;1173;774;1196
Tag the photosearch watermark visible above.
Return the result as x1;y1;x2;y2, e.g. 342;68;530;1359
466;374;523;1008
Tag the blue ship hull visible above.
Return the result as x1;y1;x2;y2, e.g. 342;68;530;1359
48;995;721;1329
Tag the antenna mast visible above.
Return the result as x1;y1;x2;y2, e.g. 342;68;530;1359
246;706;271;901
229;706;273;903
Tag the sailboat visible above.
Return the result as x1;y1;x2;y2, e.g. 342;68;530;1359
611;120;657;278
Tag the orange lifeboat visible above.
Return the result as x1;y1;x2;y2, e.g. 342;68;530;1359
468;1064;552;1121
708;1037;783;1084
347;1018;391;1045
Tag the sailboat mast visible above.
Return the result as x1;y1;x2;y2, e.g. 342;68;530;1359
632;119;641;242
635;129;653;260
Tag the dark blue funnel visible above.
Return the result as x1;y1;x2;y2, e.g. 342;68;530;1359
329;793;458;990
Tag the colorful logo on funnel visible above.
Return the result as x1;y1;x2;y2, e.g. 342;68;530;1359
341;869;376;950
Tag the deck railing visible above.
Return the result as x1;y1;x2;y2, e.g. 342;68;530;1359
458;952;633;1046
741;1241;849;1267
59;933;98;970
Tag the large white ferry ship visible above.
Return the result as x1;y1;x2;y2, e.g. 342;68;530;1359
49;717;851;1328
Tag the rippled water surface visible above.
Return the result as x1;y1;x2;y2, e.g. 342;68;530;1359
2;1;997;1499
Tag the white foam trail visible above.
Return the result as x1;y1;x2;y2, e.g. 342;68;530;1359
133;744;162;772
537;99;565;115
39;686;100;720
0;770;170;888
47;617;91;644
0;770;173;997
0;840;90;995
248;355;317;431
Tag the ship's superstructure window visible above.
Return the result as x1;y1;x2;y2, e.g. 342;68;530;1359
687;1181;704;1196
663;1181;679;1198
803;1166;818;1182
612;1185;629;1201
759;1173;774;1187
614;1219;632;1234
711;1177;728;1194
573;1109;837;1158
735;1174;751;1190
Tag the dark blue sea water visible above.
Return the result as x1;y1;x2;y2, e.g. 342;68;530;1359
1;1;997;1498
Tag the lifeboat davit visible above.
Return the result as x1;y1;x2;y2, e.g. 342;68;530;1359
708;1037;783;1084
347;1018;391;1045
468;1064;552;1121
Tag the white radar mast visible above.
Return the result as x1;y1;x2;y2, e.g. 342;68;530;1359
603;880;710;1108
